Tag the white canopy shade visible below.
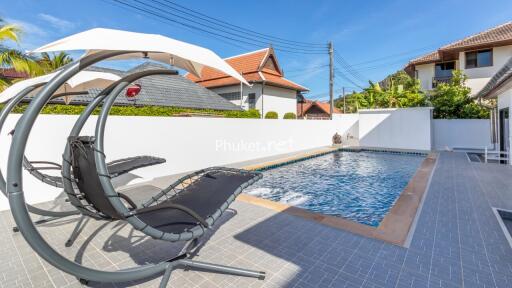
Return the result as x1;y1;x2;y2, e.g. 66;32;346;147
31;28;249;85
0;71;121;103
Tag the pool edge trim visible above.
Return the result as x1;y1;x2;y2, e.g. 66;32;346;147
237;147;438;247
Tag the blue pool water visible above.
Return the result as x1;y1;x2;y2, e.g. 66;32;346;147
245;151;425;226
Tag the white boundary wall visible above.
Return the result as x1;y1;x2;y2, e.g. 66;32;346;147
358;108;433;151
0;114;359;210
433;119;492;150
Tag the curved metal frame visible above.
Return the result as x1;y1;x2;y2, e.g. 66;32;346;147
61;69;179;220
6;51;264;285
0;84;78;218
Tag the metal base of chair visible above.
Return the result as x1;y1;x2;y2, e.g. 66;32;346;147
158;259;265;288
12;216;69;233
65;216;88;247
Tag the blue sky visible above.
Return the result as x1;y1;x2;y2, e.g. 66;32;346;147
2;0;511;100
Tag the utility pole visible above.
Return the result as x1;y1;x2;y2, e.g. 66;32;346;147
328;41;334;120
342;86;346;114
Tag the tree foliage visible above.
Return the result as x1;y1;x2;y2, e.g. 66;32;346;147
0;18;46;90
0;19;74;91
335;71;427;113
39;52;73;72
335;70;489;119
430;70;489;119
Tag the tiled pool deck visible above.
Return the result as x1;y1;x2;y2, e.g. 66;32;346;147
0;152;511;287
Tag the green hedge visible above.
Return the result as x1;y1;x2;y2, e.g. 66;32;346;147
0;103;262;119
283;112;296;119
264;111;278;119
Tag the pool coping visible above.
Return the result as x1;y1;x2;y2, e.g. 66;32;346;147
237;147;438;246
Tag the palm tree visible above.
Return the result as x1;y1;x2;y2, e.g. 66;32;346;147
0;18;44;90
40;52;73;72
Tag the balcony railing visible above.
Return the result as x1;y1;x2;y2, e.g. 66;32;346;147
432;76;452;88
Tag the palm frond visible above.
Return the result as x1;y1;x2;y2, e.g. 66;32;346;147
0;48;45;76
0;24;22;43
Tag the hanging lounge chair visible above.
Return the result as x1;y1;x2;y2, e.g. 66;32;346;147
6;28;266;287
0;72;166;231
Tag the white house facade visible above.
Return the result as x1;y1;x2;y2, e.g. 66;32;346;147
186;48;308;119
405;22;512;96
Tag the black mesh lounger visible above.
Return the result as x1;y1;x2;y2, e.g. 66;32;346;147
22;154;166;188
69;136;261;233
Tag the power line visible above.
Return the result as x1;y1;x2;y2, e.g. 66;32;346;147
157;0;327;48
334;51;367;83
334;69;364;90
284;64;329;73
140;0;327;52
104;0;256;51
111;0;328;54
349;42;446;67
285;66;329;77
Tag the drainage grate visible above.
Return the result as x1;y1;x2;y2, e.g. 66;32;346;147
493;208;512;248
466;152;485;163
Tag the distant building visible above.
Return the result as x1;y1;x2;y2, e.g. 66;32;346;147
38;62;241;111
0;68;29;81
404;22;512;96
297;100;341;119
186;48;308;118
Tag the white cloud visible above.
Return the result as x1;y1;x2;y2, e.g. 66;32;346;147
5;18;47;37
38;13;75;31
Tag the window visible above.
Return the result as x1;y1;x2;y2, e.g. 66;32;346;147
435;61;455;78
218;92;240;101
248;93;256;109
465;49;492;68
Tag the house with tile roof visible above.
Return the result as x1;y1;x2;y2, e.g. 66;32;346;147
0;68;29;80
297;100;341;120
186;48;308;118
32;62;241;111
404;22;512;95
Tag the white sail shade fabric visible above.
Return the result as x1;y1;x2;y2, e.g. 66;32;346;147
31;28;249;85
0;71;121;103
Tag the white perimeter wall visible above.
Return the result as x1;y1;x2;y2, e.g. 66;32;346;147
433;119;491;150
358;107;433;151
4;106;497;211
0;114;358;210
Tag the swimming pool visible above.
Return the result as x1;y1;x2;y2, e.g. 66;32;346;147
244;150;425;226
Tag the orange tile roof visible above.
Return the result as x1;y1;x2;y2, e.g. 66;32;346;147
186;48;308;91
297;100;341;117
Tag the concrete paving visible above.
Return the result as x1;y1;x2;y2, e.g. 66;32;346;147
0;152;511;287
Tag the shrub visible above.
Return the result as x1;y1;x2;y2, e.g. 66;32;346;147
264;111;278;119
223;109;260;119
431;70;490;119
283;112;296;119
0;103;262;119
